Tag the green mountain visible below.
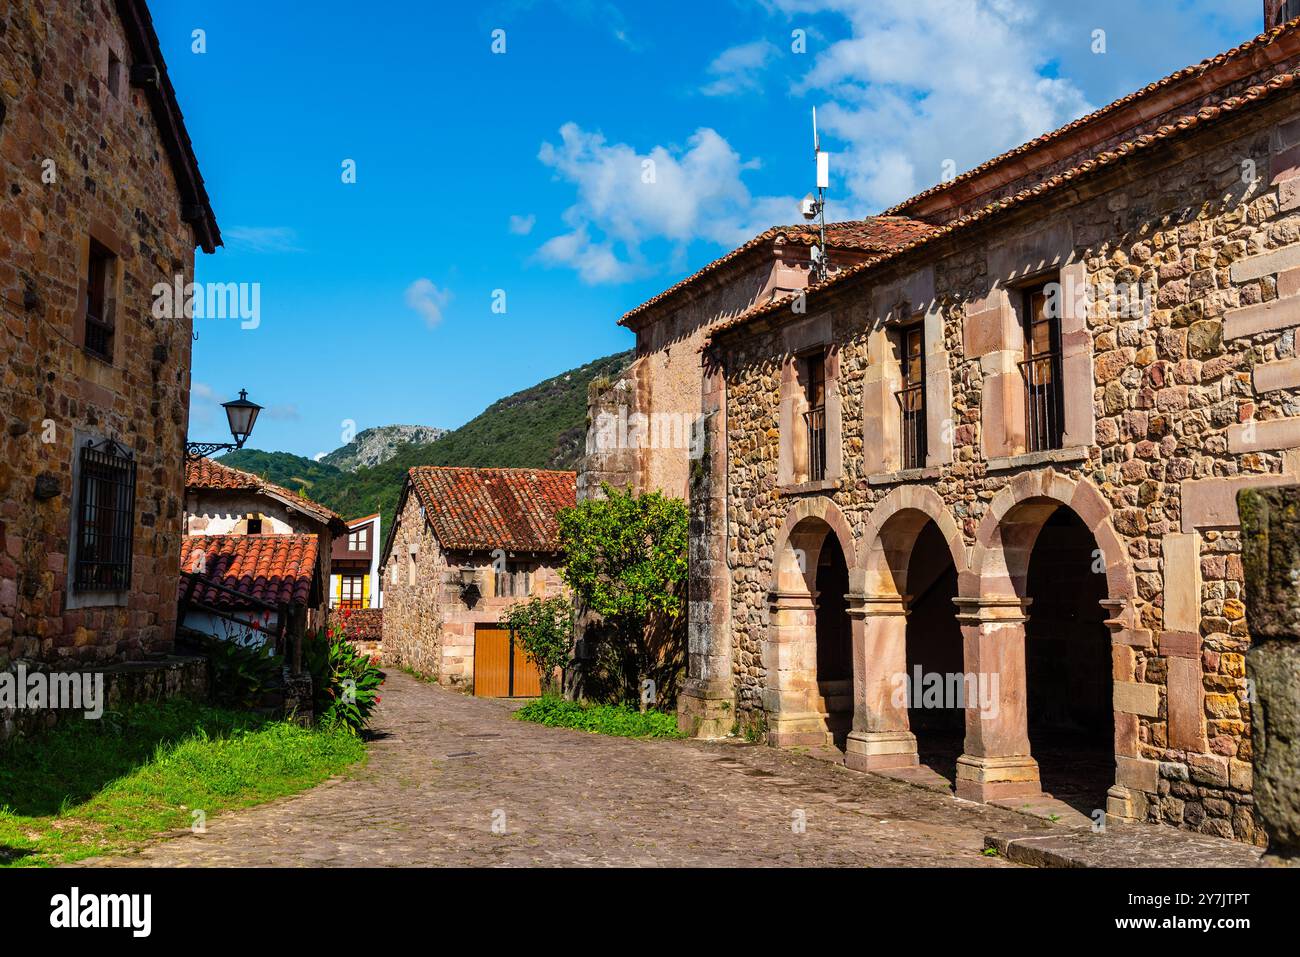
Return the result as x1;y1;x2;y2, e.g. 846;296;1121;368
219;350;631;534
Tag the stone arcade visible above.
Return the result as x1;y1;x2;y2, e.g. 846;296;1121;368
613;10;1300;846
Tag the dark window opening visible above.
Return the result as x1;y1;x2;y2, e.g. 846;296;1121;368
803;352;827;482
1020;280;1064;452
107;51;123;97
247;517;263;534
84;239;115;362
896;324;927;470
74;439;136;592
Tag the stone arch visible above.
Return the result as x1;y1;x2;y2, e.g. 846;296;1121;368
772;495;857;596
859;484;969;598
765;496;858;747
953;468;1138;812
966;469;1134;604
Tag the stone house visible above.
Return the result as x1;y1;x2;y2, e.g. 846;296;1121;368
0;0;219;668
601;7;1300;845
381;467;574;695
183;457;347;637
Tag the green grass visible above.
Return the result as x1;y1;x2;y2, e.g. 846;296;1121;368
0;698;366;867
514;694;684;739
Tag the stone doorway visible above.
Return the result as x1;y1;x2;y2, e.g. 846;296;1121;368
765;498;858;748
815;534;853;748
903;520;964;785
1023;506;1113;818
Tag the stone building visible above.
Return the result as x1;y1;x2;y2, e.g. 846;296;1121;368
620;10;1300;845
183;457;347;635
0;0;219;667
381;467;573;695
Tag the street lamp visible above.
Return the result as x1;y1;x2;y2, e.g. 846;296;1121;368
185;389;263;459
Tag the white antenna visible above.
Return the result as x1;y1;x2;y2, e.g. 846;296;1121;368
805;107;829;282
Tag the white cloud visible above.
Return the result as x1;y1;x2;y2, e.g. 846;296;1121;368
225;226;302;253
405;278;453;328
264;404;300;421
773;0;1093;210
509;213;537;235
701;40;780;96
536;122;800;284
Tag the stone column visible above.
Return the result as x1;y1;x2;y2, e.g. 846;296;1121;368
844;593;918;771
952;596;1041;802
761;589;830;746
678;362;734;738
1240;486;1300;864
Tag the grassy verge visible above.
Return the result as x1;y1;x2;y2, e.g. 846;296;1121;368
0;698;366;867
514;694;684;739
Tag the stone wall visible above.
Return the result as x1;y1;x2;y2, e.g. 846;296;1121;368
698;88;1300;843
0;1;199;667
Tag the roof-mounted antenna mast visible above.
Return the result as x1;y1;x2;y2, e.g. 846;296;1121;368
801;107;831;283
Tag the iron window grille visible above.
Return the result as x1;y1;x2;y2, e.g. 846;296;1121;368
73;438;136;592
895;325;927;470
803;353;827;482
1020;283;1065;453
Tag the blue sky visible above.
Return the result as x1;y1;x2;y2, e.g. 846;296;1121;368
156;0;1262;459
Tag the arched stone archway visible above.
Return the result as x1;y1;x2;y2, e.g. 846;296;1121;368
847;485;969;771
954;470;1138;813
765;497;857;747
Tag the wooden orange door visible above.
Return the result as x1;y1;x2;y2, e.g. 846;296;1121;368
474;626;512;697
474;624;544;697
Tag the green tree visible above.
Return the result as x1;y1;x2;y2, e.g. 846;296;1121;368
504;596;574;696
557;484;688;708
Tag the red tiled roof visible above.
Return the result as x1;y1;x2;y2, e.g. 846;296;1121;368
619;217;936;326
708;63;1300;343
406;467;576;553
186;457;346;530
886;18;1300;220
179;534;318;609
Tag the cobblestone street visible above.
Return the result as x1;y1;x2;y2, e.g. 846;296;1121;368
86;670;1057;867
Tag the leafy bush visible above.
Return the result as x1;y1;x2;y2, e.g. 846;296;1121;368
514;694;683;739
197;627;284;710
303;628;384;735
558;483;688;707
503;596;573;695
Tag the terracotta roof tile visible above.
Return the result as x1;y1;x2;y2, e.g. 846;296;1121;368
179;534;318;609
186;457;346;530
406;467;576;553
619;217;937;326
708;64;1300;342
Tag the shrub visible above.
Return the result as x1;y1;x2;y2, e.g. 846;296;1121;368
514;694;683;739
197;625;283;710
303;628;384;735
503;596;573;695
557;484;688;708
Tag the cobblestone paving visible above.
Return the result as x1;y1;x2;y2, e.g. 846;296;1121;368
86;670;1053;867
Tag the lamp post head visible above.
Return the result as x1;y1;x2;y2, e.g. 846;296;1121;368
222;389;262;448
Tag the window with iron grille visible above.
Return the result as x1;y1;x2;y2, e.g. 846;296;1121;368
84;239;116;362
803;352;827;482
73;439;136;592
1020;280;1065;452
895;324;927;470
